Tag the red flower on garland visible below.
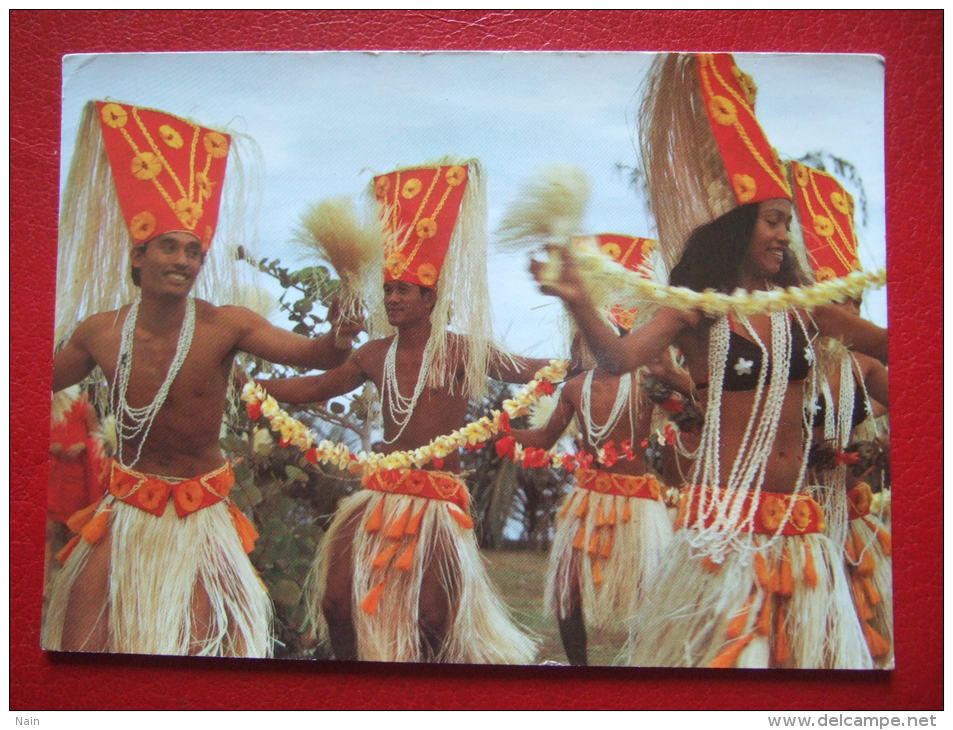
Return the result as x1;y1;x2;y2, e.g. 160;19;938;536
498;411;511;434
535;381;556;396
495;436;516;459
620;439;635;461
599;441;619;468
522;447;549;469
279;436;291;448
305;448;318;464
464;441;485;452
246;400;262;421
561;454;576;471
663;424;677;445
575;451;594;470
432;457;445;469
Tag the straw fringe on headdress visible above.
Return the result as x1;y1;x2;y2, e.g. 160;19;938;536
365;157;495;400
55;100;264;348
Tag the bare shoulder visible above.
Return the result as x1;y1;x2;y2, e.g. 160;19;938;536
353;336;393;366
73;305;129;340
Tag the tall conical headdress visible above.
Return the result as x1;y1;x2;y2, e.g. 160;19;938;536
95;101;231;250
55;100;262;346
373;164;470;288
366;158;494;399
640;53;791;273
788;161;860;280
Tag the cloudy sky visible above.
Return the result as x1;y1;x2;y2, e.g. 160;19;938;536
60;51;887;356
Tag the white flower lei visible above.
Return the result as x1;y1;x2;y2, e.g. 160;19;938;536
568;247;886;316
241;360;569;476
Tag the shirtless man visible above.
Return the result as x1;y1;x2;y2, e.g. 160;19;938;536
42;100;359;658
259;159;553;664
264;279;548;663
43;230;358;658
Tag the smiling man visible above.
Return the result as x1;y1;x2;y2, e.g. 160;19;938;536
262;160;548;664
42;101;358;658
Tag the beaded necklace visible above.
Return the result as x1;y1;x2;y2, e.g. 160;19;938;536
110;297;196;468
579;370;635;448
380;331;433;444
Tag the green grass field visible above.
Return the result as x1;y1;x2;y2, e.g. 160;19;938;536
483;548;629;666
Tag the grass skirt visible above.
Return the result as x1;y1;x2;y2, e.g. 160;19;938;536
42;498;274;657
546;482;673;630
306;484;537;664
624;528;873;669
844;513;893;668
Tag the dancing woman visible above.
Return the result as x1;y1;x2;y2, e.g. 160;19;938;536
534;54;887;669
511;234;674;666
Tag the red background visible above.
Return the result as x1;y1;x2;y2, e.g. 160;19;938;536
11;10;942;710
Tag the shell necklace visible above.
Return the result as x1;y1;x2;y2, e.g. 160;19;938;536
579;369;634;447
110;297;196;468
380;332;432;444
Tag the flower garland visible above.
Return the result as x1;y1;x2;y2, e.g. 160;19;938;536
568;247;886;316
241;360;569;475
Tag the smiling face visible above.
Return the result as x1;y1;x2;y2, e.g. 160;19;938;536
383;281;435;327
131;231;205;296
741;198;792;283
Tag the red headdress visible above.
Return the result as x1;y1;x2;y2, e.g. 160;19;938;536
96;101;231;251
789;162;860;280
573;234;656;330
373;164;470;287
640;53;791;273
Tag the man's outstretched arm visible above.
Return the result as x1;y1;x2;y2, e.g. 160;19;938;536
256;352;367;405
228;303;362;370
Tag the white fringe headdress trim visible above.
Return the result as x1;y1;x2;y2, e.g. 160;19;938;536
55;100;266;348
638;53;741;275
42;498;274;657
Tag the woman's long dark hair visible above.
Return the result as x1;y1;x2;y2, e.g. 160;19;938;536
669;202;807;292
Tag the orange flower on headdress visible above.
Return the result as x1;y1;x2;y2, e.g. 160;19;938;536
101;103;128;128
732;65;758;107
830;190;851;215
445;166;467;186
600;242;622;259
814;266;836;282
710;95;738;126
159;124;184;149
130;211;157;242
416;218;437;239
375;176;391;200
131;152;162;180
417;263;438;286
794;162;810;187
813;215;834;237
203;131;229;158
402;178;422;199
174;198;203;228
732;174;757;203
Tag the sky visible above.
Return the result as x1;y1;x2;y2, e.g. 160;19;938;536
60;51;887;357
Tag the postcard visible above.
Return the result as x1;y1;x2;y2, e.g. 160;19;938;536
43;50;890;670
